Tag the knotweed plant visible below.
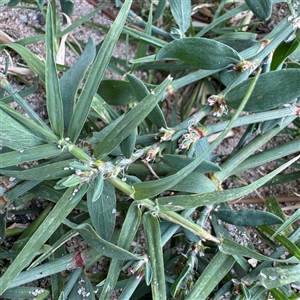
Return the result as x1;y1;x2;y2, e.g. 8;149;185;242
1;0;300;299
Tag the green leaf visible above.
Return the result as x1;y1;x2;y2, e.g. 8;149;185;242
265;196;293;236
271;40;300;70
120;128;136;158
153;0;166;22
60;38;96;130
68;272;95;300
170;172;216;193
260;264;300;289
63;220;141;260
185;252;235;300
46;4;64;138
134;70;262;200
213;209;283;227
0;108;46;151
0;159;74;181
0;102;58;144
259;225;300;261
0;144;62;168
0;81;38;104
57;3;105;38
67;0;133;142
156;38;241;70
3;43;46;82
170;0;191;35
87;180;116;241
91;94;113;124
59;0;74;18
2;287;50;299
94;75;172;159
0;76;49;131
143;213;166;300
269;288;290;300
245;0;272;20
161;154;221;173
272;209;300;238
156;154;300;211
99;202;142;300
127;74;167;128
225;69;300;112
0;186;87;294
219;237;298;263
98;79;136;105
7;0;20;5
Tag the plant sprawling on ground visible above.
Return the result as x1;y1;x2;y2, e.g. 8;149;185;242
1;0;300;299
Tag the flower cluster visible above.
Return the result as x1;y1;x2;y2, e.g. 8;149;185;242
207;95;228;117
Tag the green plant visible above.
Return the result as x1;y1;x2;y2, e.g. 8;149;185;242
1;0;300;299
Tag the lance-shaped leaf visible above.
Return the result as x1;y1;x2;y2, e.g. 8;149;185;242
3;43;46;81
272;209;300;238
156;154;300;211
0;102;58;145
60;38;96;130
63;220;141;261
99;202;142;300
134;69;261;200
94;75;172;159
260;264;300;289
185;252;235;300
0;159;75;180
156;38;241;70
0;186;87;294
161;154;221;173
98;80;136;105
87;179;116;241
0;108;46;151
225;69;300;112
213;209;283;227
127;73;167;128
45;3;64;138
219;237;298;263
143;213;166;300
170;0;191;35
0;144;62;168
245;0;272;20
67;0;133;142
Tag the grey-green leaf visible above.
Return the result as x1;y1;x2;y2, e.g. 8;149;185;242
170;172;216;193
98;80;136;105
120;128;136;158
225;69;300;112
63;220;141;261
0;144;62;168
156;38;241;70
67;0;133;142
245;0;272;20
213;209;283;227
170;0;191;35
260;265;300;289
0;186;86;294
185;252;235;300
46;3;64;138
94;75;172;159
0;109;45;151
127;73;167;128
60;38;96;130
143;213;166;300
161;154;221;173
87;180;116;241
